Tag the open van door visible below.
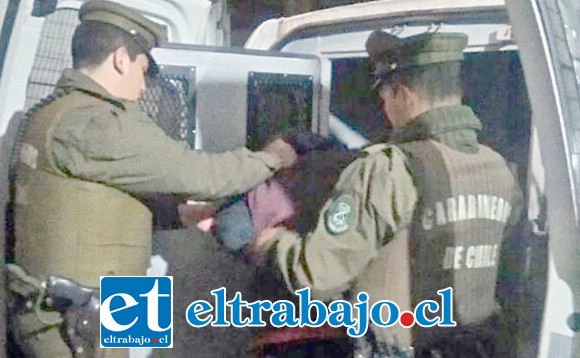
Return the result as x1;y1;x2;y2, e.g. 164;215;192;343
139;44;331;358
507;0;580;356
149;45;330;152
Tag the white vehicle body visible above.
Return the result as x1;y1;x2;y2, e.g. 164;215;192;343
0;0;579;357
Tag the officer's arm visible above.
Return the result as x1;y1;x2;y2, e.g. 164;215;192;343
265;146;418;301
50;108;285;200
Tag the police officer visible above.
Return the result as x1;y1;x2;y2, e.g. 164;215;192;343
254;31;522;356
9;1;296;356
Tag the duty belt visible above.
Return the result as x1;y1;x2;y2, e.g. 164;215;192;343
5;263;62;324
6;264;100;356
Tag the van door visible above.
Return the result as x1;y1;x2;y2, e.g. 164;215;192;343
144;47;330;356
149;45;329;153
507;0;580;357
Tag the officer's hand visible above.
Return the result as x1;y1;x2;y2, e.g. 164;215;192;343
254;226;284;251
262;138;297;168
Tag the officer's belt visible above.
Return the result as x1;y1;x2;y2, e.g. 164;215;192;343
5;264;64;325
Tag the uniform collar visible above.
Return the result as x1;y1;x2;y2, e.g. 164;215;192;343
389;105;482;144
56;68;128;109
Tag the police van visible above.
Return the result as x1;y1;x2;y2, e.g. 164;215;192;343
0;0;578;357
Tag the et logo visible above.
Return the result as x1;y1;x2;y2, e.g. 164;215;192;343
100;276;173;348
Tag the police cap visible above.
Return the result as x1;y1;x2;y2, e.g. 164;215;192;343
79;0;168;75
366;31;468;88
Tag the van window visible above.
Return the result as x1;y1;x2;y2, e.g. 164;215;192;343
281;24;530;167
330;57;384;141
329;51;531;179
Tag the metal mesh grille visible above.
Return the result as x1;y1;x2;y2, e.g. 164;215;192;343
23;7;195;147
247;72;313;150
139;73;196;148
25;8;78;109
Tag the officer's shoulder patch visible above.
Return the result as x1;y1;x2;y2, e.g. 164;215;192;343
324;194;355;236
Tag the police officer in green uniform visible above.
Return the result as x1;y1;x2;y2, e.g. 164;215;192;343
254;31;522;356
9;1;296;357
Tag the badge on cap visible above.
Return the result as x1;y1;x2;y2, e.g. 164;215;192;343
324;194;355;235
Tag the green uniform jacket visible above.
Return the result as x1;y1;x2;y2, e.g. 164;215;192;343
14;69;281;287
269;105;522;304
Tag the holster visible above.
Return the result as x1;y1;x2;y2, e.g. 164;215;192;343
5;264;100;357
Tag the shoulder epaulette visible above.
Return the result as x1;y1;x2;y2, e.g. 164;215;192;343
361;143;411;173
363;143;407;158
362;143;389;156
